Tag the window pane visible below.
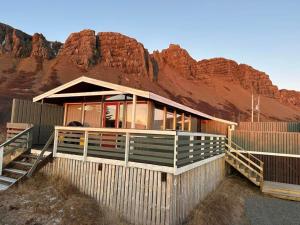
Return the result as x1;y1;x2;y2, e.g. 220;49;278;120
176;113;183;130
126;103;148;129
65;104;82;125
165;110;174;130
104;104;117;128
135;103;148;129
191;116;198;132
126;103;132;128
83;104;101;127
184;114;190;131
118;104;124;128
153;107;164;130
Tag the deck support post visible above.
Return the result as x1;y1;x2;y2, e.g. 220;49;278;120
53;128;59;157
0;146;3;176
83;131;88;161
125;132;130;167
173;134;178;174
131;94;137;129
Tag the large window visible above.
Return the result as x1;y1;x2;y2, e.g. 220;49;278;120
176;112;183;130
83;103;101;127
65;104;83;125
126;102;148;129
184;114;190;131
165;110;174;130
153;107;164;130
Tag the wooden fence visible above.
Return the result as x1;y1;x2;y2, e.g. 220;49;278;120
10;98;64;145
237;122;300;132
254;154;300;185
232;130;300;155
41;156;225;225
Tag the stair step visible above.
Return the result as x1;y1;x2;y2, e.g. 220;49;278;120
3;168;27;175
0;183;9;191
0;175;17;183
12;161;34;167
21;154;38;159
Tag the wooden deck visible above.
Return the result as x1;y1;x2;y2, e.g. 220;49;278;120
262;181;300;201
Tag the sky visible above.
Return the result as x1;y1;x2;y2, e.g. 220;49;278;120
1;0;299;90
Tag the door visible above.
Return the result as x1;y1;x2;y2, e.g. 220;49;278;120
102;102;121;149
102;102;119;128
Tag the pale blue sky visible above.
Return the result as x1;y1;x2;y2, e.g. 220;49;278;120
1;0;299;90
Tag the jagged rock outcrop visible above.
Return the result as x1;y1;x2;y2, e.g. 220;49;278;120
98;32;156;79
31;33;62;59
279;90;300;107
58;29;99;70
0;23;32;57
0;23;62;59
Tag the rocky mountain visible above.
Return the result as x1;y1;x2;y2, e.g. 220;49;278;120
0;22;299;124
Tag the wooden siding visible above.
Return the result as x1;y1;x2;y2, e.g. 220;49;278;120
232;130;300;155
41;156;226;225
10;98;64;145
254;154;300;185
237;122;300;132
200;120;228;135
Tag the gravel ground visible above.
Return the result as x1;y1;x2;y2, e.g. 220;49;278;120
245;196;300;225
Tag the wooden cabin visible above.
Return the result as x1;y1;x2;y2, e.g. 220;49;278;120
2;76;243;225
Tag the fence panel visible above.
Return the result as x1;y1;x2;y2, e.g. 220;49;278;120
232;130;300;155
237;122;300;132
10;98;63;145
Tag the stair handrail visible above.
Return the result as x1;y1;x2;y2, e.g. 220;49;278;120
225;148;263;179
0;126;34;154
225;143;263;173
225;138;264;167
0;125;34;175
27;131;54;177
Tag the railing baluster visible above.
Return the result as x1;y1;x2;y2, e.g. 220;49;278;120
53;129;58;157
173;135;178;174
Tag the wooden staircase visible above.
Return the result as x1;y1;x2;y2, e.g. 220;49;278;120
0;123;54;191
225;140;264;187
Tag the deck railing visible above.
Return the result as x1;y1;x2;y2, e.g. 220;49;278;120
54;126;226;175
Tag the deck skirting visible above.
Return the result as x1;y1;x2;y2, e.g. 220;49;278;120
41;156;226;225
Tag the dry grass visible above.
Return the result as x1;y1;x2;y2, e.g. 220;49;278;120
0;173;130;225
185;174;260;225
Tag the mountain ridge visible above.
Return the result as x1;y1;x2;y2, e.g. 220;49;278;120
0;22;299;123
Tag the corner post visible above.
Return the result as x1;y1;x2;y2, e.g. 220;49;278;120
83;130;88;161
173;134;178;175
53;128;59;157
131;94;137;129
125;132;130;167
0;146;3;176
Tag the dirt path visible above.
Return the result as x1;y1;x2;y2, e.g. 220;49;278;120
0;173;129;225
185;174;260;225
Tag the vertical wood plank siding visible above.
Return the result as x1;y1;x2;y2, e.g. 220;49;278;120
200;120;228;135
232;131;300;155
41;156;225;225
10;98;64;145
237;122;300;132
253;154;300;185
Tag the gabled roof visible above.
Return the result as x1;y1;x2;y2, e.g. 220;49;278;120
33;76;237;125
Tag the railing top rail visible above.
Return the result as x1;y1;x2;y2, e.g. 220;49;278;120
55;126;177;136
0;126;34;148
177;131;226;138
55;126;227;138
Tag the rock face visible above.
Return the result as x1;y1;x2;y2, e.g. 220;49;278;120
0;23;32;57
98;32;156;79
280;90;300;108
0;23;62;59
31;33;62;59
58;29;99;69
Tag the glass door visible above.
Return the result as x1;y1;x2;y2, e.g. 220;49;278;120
103;102;119;128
